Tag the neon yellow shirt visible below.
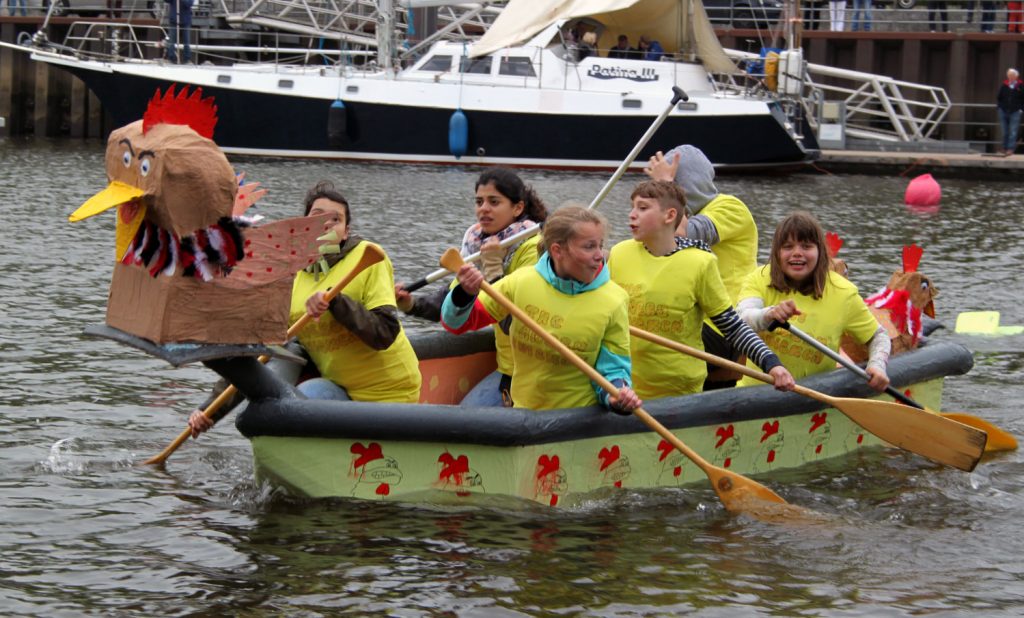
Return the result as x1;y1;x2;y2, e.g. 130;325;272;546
492;235;541;376
737;266;881;385
609;239;731;398
702;194;758;303
479;266;631;410
291;241;421;403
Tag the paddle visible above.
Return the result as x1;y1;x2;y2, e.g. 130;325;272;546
439;248;794;515
401;86;690;294
629;326;986;472
771;320;1016;454
142;244;386;466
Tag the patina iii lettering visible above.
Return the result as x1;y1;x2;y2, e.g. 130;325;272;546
586;65;659;82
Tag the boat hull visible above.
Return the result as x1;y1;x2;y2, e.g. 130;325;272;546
226;332;972;507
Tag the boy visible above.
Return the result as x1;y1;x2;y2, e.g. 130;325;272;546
608;180;795;398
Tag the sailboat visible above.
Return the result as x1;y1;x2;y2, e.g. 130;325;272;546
26;0;817;169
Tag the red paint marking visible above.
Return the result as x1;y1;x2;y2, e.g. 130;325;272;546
536;455;560;478
266;267;273;273
857;434;864;444
614;481;622;488
810;413;828;433
438;453;470;485
275;244;281;249
351;442;383;468
290;228;295;233
291;250;296;255
761;420;780;443
815;444;823;454
715;425;735;448
656;439;673;462
724;458;732;468
550;495;558;507
244;239;251;247
267;233;273;239
673;466;682;477
245;272;253;278
376;483;390;496
246;251;254;258
767;450;776;463
597;445;620;471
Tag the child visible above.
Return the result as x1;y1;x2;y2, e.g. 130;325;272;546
396;167;547;407
608;180;795;398
736;211;891;390
440;206;641;413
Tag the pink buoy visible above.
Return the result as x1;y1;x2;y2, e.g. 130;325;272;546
904;173;941;207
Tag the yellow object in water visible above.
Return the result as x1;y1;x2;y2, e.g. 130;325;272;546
955;311;1024;336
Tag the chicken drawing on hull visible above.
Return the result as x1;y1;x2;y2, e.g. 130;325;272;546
68;86;331;344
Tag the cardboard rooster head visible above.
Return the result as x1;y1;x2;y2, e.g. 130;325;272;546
69;86;333;344
864;244;939;353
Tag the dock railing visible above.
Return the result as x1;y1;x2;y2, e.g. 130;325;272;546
720;48;951;145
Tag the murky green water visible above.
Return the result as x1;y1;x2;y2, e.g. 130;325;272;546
1;138;1022;616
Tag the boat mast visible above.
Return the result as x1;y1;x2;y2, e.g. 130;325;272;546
378;0;395;70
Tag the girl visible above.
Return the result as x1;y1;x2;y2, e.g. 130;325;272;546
440;206;641;413
396;167;547;407
736;211;890;390
189;181;421;436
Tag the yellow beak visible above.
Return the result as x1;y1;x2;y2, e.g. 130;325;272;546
69;181;146;222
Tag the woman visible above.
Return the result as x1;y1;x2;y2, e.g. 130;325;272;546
440;206;641;413
189;180;421;436
735;211;891;391
396;167;547;407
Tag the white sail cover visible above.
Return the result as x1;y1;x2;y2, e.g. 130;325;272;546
470;0;739;74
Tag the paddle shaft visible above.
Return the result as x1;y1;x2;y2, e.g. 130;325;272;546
771;320;923;408
143;245;385;466
402;86;689;294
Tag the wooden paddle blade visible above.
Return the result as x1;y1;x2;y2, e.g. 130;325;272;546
439;247;464;272
832;396;986;471
940;412;1018;453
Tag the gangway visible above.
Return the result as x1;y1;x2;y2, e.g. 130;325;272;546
720;48;951;145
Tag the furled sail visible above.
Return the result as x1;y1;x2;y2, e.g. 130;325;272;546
470;0;739;74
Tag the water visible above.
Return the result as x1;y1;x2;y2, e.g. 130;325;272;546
2;137;1023;616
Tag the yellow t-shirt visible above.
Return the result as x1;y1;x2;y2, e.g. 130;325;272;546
609;239;731;398
492;235;541;376
291;241;421;403
478;266;631;410
702;194;758;304
737;266;881;385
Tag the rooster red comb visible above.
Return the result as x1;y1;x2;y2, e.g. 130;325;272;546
825;231;844;259
902;243;924;273
142;85;218;139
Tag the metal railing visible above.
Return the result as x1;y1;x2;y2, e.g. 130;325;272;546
720;48;951;144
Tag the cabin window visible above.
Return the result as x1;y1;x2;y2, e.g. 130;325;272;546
460;56;493;74
499;57;536;77
278;80;294;89
217;75;231;84
420;55;453;72
622;99;642;109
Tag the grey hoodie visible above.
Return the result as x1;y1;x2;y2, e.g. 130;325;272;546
665;144;719;214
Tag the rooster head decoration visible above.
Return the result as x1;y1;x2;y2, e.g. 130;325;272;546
67;86;334;344
70;87;238;267
863;244;938;352
826;231;848;278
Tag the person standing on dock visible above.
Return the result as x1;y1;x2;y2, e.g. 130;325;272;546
164;0;194;64
828;0;846;31
997;68;1024;156
927;1;949;32
1008;1;1023;32
850;0;871;32
7;0;26;17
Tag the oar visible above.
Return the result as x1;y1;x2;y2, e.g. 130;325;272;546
770;320;1016;453
142;244;386;466
629;326;987;472
439;249;794;516
401;86;690;294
